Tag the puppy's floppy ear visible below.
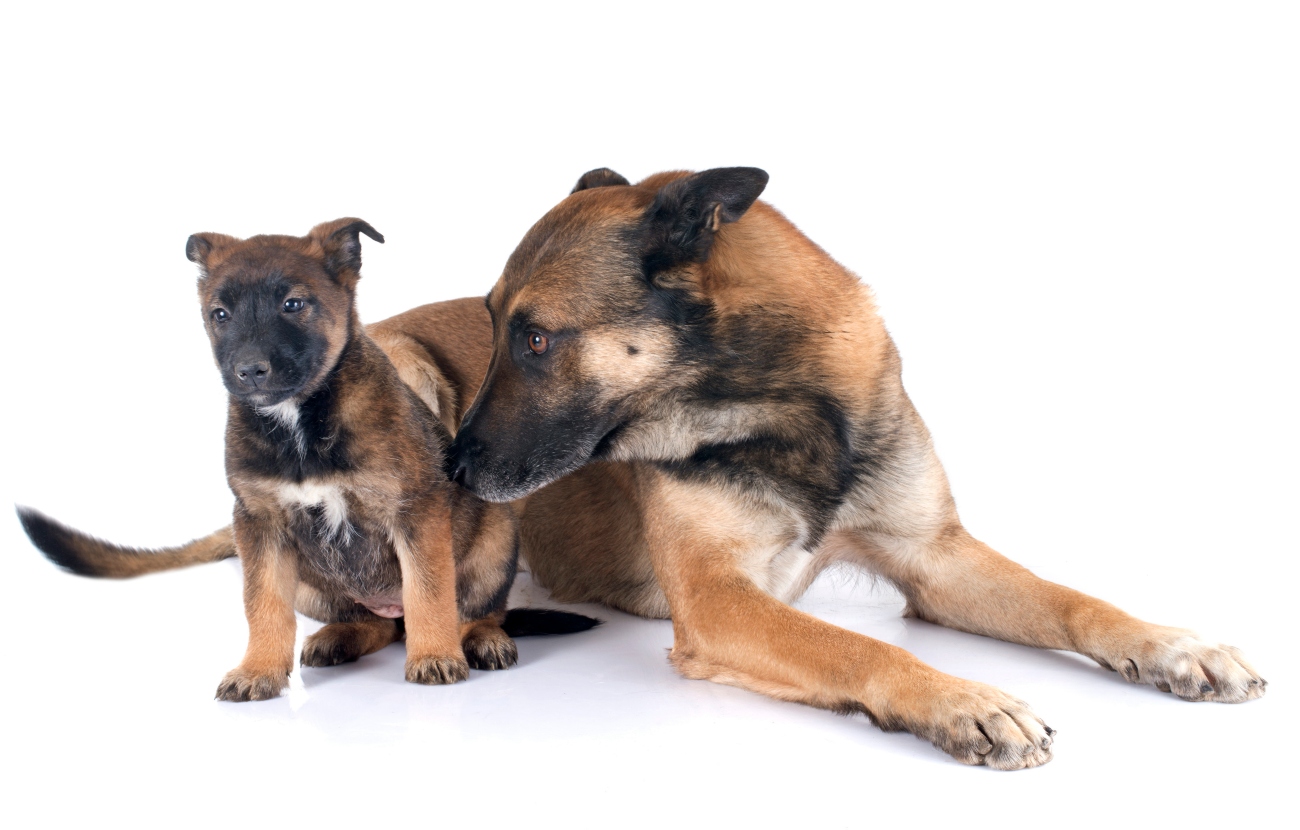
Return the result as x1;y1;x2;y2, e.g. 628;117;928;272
571;168;630;194
185;233;239;272
307;218;385;284
641;167;768;276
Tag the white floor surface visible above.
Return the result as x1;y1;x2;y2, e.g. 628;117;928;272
2;526;1287;828
2;3;1295;826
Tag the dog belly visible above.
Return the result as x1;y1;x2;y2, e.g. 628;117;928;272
286;511;406;618
357;595;404;618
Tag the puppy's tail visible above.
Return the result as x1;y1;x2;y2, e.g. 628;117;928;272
502;608;602;637
16;506;236;578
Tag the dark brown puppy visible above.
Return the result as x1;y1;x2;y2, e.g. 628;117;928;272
21;221;529;700
449;168;1266;769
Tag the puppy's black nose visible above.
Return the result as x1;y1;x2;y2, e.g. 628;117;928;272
235;360;271;387
445;436;476;488
450;462;468;486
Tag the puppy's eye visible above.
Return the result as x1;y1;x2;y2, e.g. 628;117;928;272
211;308;229;323
282;298;305;313
527;332;549;355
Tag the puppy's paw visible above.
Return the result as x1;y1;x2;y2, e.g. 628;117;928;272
405;654;470;685
463;628;518;671
1100;631;1266;702
215;666;289;702
909;681;1055;770
301;624;368;667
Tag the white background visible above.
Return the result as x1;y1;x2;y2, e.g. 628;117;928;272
2;2;1295;826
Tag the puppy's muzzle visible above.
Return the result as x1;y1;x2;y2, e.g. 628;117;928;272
446;435;479;489
235;359;271;389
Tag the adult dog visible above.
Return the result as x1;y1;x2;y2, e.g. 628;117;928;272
449;167;1266;769
19;219;594;701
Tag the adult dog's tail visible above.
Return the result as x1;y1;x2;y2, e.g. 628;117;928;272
502;608;602;637
16;506;236;578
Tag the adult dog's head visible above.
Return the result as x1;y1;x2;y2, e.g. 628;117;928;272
450;167;769;502
187;219;383;409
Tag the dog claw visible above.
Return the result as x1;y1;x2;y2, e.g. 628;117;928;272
1101;634;1266;703
405;654;469;685
463;631;518;671
903;680;1055;770
215;666;289;702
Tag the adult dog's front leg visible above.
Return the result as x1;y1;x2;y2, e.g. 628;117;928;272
640;476;1054;769
394;491;468;685
850;524;1266;702
216;506;298;702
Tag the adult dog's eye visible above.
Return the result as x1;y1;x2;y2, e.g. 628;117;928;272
527;332;549;355
282;298;305;313
211;308;229;323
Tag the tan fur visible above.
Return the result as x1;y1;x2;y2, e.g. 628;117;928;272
301;618;403;667
369;298;495;426
25;224;524;701
198;222;491;699
461;169;1266;769
216;503;300;701
459;612;519;671
367;327;459;433
392;498;468;685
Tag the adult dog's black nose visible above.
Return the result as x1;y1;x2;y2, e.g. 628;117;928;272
235;360;271;387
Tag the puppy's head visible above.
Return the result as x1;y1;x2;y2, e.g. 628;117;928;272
450;167;768;502
187;218;383;408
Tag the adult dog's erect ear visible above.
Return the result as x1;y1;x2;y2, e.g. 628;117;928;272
641;167;768;275
571;168;630;193
185;233;240;272
307;218;385;284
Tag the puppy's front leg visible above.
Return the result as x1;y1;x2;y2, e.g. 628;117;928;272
394;490;468;685
452;490;519;671
216;505;297;702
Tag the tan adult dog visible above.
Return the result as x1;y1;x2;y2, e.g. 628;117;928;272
448;167;1266;769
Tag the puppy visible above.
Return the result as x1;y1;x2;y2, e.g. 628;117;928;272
449;168;1266;769
20;219;595;701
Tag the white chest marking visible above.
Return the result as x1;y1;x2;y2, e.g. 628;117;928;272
277;480;351;540
258;400;305;456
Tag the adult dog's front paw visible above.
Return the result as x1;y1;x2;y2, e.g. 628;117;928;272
1099;630;1266;702
904;680;1055;770
215;666;289;702
405;654;470;685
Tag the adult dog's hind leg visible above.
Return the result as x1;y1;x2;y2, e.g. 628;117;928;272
843;523;1266;702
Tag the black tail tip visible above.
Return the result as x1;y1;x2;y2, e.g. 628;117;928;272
502;608;603;638
15;505;98;576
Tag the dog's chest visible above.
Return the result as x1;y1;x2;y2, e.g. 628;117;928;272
278;480;352;537
275;479;402;597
